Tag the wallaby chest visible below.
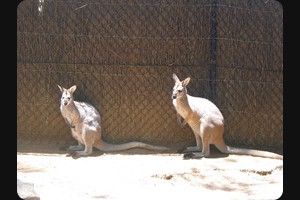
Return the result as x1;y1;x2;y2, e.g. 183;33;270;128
173;98;194;119
60;104;82;125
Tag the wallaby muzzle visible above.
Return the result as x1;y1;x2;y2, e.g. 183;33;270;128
62;99;69;106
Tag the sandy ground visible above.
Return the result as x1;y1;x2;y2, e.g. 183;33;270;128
17;146;283;200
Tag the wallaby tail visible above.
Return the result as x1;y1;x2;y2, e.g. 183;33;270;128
214;141;283;160
95;140;169;152
225;146;283;160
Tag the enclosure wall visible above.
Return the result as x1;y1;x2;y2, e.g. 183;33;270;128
17;0;283;151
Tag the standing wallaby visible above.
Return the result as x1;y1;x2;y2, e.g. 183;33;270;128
171;73;283;160
58;85;169;157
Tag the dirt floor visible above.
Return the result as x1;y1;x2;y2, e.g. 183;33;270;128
17;145;283;200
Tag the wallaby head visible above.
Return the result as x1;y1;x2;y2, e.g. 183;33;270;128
57;85;77;107
172;73;191;100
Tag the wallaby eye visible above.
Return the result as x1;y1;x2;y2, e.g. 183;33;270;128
178;89;182;93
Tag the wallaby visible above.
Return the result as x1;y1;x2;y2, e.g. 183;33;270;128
171;73;283;160
58;84;169;157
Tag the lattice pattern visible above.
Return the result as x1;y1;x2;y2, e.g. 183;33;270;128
17;0;283;152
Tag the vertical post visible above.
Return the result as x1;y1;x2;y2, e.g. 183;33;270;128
210;0;218;102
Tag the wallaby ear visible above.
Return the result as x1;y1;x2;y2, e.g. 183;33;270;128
182;77;191;87
172;73;180;83
57;84;64;93
69;85;77;94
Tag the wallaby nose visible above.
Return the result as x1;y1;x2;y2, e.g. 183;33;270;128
172;94;177;99
64;102;68;106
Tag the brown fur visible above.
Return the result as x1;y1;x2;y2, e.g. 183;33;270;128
172;73;283;160
58;85;169;157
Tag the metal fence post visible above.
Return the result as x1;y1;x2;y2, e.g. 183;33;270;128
210;0;218;103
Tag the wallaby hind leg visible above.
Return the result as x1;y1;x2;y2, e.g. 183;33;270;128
72;128;96;157
178;133;202;153
183;140;210;159
183;125;211;159
73;145;93;157
178;134;202;153
67;142;85;151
